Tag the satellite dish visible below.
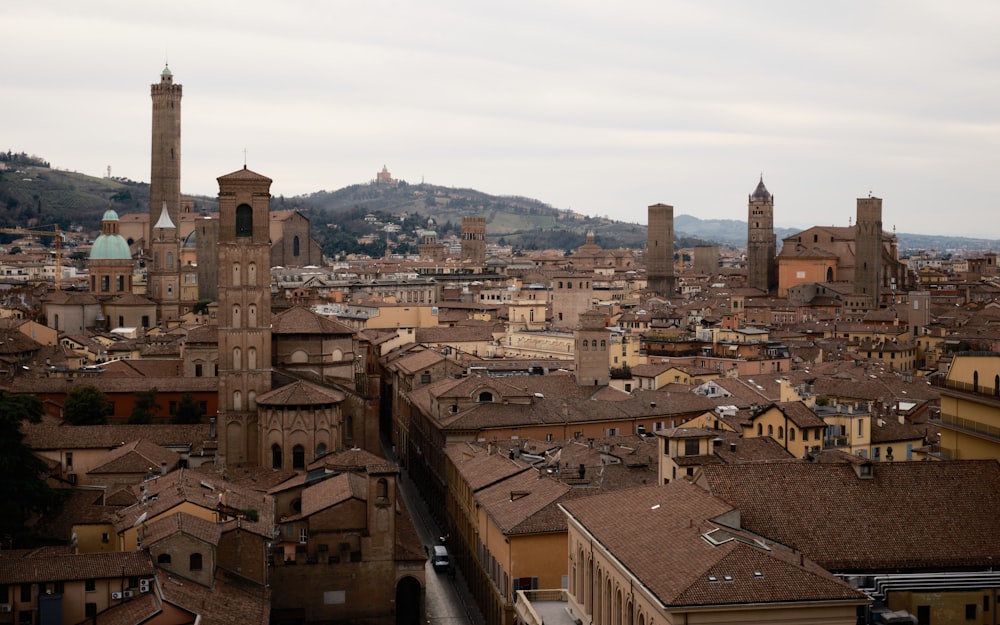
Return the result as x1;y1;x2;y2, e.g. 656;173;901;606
133;511;148;527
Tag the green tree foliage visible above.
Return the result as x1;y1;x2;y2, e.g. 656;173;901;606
0;391;65;541
128;388;160;424
172;392;204;424
63;385;111;425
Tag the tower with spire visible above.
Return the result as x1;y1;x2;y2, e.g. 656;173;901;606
747;176;777;293
148;65;183;322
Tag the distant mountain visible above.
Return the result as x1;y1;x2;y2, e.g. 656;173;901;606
2;159;997;254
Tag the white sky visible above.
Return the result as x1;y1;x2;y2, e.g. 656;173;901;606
5;1;1000;238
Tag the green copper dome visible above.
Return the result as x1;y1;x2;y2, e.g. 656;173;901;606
90;233;132;261
90;209;131;261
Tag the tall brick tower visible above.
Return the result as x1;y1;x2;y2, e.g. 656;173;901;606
216;166;274;467
855;196;883;304
747;176;777;293
149;65;183;322
575;309;610;387
460;216;486;268
646;203;675;298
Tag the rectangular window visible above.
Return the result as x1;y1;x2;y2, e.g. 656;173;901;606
857;419;864;437
299;528;308;544
85;579;96;592
85;604;97;618
65;452;73;468
966;604;976;620
20;584;31;602
684;439;700;456
195;364;203;377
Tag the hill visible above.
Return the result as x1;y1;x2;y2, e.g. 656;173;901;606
2;155;997;254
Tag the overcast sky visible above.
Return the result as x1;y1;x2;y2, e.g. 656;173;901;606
5;1;999;239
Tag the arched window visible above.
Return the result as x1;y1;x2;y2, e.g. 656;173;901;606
236;204;253;237
826;266;834;282
478;391;494;403
166;252;174;269
316;442;327;457
582;340;588;351
292;445;306;469
248;390;257;410
232;305;241;327
778;426;784;439
600;340;606;351
248;304;257;327
232;263;241;286
757;423;762;436
789;428;796;441
189;553;203;571
248;262;256;283
157;553;172;564
293;235;301;257
767;424;773;436
271;444;282;469
248;347;257;369
233;347;242;369
233;390;242;411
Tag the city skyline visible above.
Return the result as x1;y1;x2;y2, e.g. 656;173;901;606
5;1;999;238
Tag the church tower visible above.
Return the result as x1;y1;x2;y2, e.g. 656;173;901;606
217;167;274;467
149;65;183;322
855;196;883;305
747;176;776;293
574;309;610;387
646;203;675;298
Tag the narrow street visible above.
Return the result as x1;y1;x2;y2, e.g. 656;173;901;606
388;443;485;625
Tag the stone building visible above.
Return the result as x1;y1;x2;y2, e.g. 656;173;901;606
460;216;486;268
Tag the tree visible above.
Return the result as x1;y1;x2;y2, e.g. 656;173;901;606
128;388;160;424
0;391;66;542
63;385;111;425
172;392;204;424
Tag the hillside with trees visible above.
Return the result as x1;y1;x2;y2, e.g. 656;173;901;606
2;151;997;254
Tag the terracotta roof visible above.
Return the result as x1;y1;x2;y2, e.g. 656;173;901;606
158;568;270;625
216;166;272;184
0;550;153;584
256;380;346;406
561;480;864;607
88;439;180;475
112;469;273;539
701;460;1000;570
475;467;570;534
23;423;211;452
143;511;222;547
272;306;355;335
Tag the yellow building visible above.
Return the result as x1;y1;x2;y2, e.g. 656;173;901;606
937;353;1000;460
551;480;868;625
741;402;828;457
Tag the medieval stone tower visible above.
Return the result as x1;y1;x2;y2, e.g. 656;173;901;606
217;166;274;467
575;309;610;387
747;177;777;293
460;216;486;267
149;65;183;323
855;196;883;304
646;203;675;298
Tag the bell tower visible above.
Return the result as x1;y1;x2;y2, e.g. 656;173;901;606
216;166;273;467
149;65;183;322
747;176;776;293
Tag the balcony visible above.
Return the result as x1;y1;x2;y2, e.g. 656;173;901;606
513;589;580;625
